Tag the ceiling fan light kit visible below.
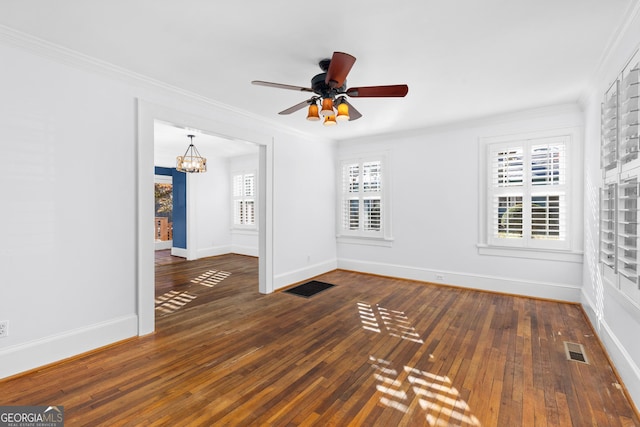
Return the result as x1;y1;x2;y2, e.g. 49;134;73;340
323;115;337;126
306;102;320;121
336;98;350;122
252;51;408;126
320;97;334;116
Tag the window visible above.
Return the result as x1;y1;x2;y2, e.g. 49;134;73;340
601;80;618;172
599;183;616;269
338;155;391;243
598;50;640;301
232;171;256;227
616;176;638;284
479;128;581;261
488;137;567;249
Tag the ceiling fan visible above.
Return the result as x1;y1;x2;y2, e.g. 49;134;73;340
251;52;408;124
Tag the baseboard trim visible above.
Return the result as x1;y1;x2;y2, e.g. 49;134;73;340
337;258;582;302
171;247;188;258
582;290;640;411
274;259;338;289
173;246;259;260
154;240;172;250
230;245;259;257
196;245;233;259
0;314;138;380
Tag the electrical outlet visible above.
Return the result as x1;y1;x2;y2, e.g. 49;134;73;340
0;320;8;338
435;274;445;281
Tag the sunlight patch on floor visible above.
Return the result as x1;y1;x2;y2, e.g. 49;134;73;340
357;302;424;343
369;356;481;426
357;302;381;333
155;290;197;314
191;270;231;287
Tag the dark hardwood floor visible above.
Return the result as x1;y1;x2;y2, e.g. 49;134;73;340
1;253;638;426
154;248;186;266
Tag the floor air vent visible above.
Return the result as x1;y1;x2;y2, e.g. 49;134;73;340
564;341;589;364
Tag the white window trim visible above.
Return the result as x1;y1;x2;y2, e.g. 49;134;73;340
336;152;393;245
477;127;583;262
231;170;258;230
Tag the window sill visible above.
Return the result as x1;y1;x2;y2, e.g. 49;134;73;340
477;244;583;263
337;235;394;247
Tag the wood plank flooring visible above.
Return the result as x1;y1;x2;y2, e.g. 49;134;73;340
2;253;639;426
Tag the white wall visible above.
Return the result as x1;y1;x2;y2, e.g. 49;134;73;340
192;155;233;259
272;136;338;288
581;6;640;408
338;104;584;301
229;154;260;256
0;33;337;378
0;41;139;376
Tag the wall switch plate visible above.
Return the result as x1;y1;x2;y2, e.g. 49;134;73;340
0;320;8;338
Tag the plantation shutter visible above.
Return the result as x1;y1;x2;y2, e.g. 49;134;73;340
341;159;383;235
342;163;360;230
363;161;382;231
490;146;525;242
488;137;568;248
233;172;256;226
601;81;618;171
617;177;639;285
243;173;255;225
599;183;617;269
530;138;566;242
233;174;244;225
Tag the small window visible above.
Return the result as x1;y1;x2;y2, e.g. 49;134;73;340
232;171;256;227
479;128;581;261
338;155;391;244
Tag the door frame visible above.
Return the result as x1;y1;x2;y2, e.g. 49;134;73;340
136;99;274;335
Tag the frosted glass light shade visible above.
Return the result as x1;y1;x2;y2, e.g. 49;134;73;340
320;98;334;116
336;101;350;122
306;103;320;121
323;115;337;126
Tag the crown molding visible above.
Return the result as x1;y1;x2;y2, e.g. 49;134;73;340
578;0;640;106
0;24;331;143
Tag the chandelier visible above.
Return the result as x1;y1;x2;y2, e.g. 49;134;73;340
176;134;207;173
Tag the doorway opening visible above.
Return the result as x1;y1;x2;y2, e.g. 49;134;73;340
137;100;274;335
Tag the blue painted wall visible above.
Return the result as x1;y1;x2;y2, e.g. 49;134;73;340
155;166;173;176
155;167;187;249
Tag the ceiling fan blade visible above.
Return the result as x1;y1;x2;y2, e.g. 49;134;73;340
346;84;409;98
343;99;362;121
278;99;313;115
325;52;356;89
252;80;314;93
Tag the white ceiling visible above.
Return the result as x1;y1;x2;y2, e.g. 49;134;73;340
0;0;636;146
153;121;258;168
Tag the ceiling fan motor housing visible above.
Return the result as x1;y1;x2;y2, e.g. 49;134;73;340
311;73;346;99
